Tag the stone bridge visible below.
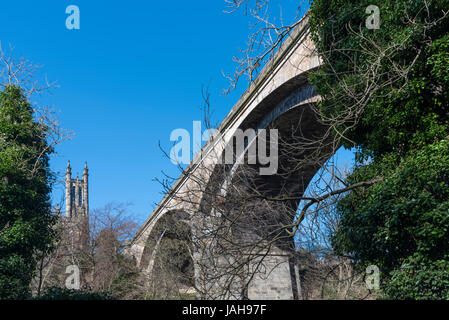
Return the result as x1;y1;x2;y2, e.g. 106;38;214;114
128;15;326;299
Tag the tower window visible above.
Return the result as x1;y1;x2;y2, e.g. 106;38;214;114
79;187;83;205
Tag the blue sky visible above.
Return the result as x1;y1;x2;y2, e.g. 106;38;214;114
1;1;352;223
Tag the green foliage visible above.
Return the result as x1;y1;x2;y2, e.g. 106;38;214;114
309;0;449;299
387;254;449;299
0;85;57;299
333;140;449;298
35;286;113;300
309;0;449;160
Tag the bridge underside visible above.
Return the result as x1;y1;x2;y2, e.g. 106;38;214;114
134;98;332;299
128;15;329;300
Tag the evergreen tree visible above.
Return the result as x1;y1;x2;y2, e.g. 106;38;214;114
309;0;449;298
0;85;56;299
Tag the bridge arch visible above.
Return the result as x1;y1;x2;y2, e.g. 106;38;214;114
139;210;195;298
129;14;334;300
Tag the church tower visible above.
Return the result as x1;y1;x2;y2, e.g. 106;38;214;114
65;161;89;219
65;161;90;251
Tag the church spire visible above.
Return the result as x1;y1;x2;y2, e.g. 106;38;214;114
82;161;89;217
83;161;88;176
65;160;72;217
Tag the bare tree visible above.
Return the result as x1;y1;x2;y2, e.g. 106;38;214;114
221;0;311;94
31;208;91;296
33;203;144;299
88;203;141;298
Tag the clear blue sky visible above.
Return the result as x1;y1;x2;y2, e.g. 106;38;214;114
1;1;352;223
